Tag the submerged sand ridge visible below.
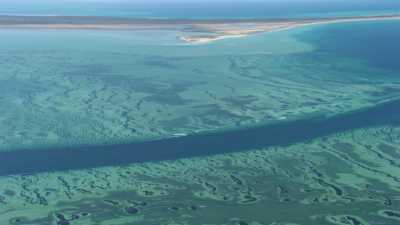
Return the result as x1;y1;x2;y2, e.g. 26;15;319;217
1;14;400;43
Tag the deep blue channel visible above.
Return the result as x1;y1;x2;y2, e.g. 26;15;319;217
1;99;400;176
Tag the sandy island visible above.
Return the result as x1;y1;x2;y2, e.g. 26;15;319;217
1;14;400;44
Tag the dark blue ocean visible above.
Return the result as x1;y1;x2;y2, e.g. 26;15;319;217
1;0;400;19
297;20;400;72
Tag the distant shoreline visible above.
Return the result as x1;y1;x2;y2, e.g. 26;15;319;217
1;14;400;44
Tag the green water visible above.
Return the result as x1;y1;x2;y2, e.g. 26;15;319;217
1;20;400;151
1;16;400;225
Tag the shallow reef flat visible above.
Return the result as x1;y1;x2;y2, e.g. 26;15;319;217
1;25;400;151
0;125;399;225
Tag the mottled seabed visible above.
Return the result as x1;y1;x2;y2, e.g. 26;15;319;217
0;125;399;225
1;20;400;151
1;20;400;225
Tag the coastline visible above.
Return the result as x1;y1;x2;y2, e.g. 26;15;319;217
181;15;400;44
1;14;400;44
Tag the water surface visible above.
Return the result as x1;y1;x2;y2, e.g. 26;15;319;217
1;20;400;151
1;98;400;175
1;9;400;225
1;1;400;19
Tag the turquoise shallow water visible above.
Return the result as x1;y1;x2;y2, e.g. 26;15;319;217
1;8;400;225
2;98;400;175
0;20;400;151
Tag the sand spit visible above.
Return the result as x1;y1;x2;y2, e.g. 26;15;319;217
182;15;400;44
1;14;400;43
